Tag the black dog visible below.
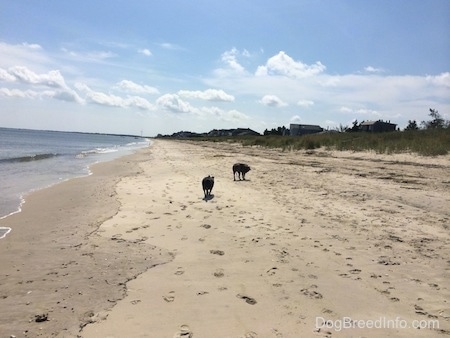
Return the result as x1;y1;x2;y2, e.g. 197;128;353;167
202;175;214;198
233;163;251;181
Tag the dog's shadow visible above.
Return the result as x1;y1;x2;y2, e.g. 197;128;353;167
203;194;215;202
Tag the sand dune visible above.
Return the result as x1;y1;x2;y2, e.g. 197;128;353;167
1;139;449;337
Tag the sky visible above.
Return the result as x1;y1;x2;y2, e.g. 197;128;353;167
0;0;449;136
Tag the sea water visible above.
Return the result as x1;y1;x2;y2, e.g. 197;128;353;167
0;127;149;238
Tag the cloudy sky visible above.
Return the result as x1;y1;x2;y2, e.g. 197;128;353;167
1;1;449;136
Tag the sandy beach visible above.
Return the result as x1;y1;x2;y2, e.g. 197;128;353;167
1;139;449;337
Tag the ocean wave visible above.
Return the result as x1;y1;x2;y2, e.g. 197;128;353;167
126;140;149;146
76;147;118;158
0;153;58;164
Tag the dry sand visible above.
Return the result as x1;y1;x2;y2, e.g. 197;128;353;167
0;139;449;337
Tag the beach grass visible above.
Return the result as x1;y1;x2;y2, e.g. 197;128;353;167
179;128;450;156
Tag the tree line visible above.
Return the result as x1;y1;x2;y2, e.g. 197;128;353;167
405;109;449;131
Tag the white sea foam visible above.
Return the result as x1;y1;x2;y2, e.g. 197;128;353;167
0;227;12;239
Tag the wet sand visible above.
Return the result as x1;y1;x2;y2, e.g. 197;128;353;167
0;149;173;337
1;139;449;337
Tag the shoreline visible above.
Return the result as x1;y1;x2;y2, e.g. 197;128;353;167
0;145;173;337
0;130;151;224
1;140;449;337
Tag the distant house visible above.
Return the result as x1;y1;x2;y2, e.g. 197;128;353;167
359;120;397;132
207;128;260;137
290;124;323;136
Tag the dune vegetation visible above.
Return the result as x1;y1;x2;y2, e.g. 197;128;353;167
187;128;450;156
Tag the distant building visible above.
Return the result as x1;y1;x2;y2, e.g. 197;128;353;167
359;120;397;132
207;128;260;137
290;124;323;136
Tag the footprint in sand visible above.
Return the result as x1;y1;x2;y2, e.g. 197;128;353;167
174;267;185;275
300;285;323;299
163;294;175;302
173;324;192;338
266;267;278;276
213;269;225;278
414;304;429;316
322;308;333;314
428;283;440;290
237;294;257;305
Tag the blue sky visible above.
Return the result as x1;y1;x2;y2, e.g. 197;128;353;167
1;0;449;136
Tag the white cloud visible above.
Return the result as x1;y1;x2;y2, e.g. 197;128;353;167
364;66;384;73
125;95;155;110
116;80;159;94
260;94;287;107
297;99;314;107
318;76;340;87
222;48;245;72
0;68;16;82
214;48;248;77
177;89;234;102
290;115;302;123
138;48;152;56
61;48;116;62
51;89;85;104
255;51;325;78
76;83;154;109
0;86;84;104
0;42;51;69
86;90;124;107
339;106;381;117
426;72;450;88
21;42;42;50
0;66;85;104
0;87;38;98
339;106;353;114
7;66;67;88
223;109;250;122
159;42;184;50
202;106;250;123
156;94;198;114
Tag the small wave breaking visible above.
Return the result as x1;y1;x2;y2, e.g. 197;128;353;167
0;153;58;164
76;147;119;158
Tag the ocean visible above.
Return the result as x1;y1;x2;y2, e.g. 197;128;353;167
0;128;150;238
